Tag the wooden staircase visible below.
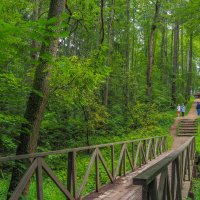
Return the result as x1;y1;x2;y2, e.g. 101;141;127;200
178;119;198;136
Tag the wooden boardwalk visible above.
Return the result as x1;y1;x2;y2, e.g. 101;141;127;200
84;101;198;200
84;151;172;200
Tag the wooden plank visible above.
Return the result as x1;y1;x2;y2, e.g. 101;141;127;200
111;145;114;178
146;139;152;161
42;159;74;200
72;152;77;199
126;148;134;171
157;169;167;200
95;149;100;192
142;184;148;200
175;158;182;200
36;157;43;200
123;146;126;176
98;149;114;182
10;159;38;200
186;146;191;181
114;144;126;178
134;141;142;169
78;149;97;197
67;152;77;199
171;160;177;200
149;179;158;200
132;142;135;168
67;152;73;195
154;138;158;157
166;170;172;200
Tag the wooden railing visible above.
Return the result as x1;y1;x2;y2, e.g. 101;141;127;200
133;137;195;200
0;136;168;200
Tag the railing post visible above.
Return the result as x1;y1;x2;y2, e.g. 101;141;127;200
95;148;100;192
111;145;115;179
154;138;158;157
143;140;147;164
132;142;135;169
67;151;77;199
36;157;43;200
175;157;182;200
142;184;149;200
149;179;158;200
186;146;191;181
123;144;126;176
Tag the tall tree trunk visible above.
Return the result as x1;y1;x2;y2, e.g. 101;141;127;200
7;0;66;197
31;0;40;61
146;0;161;98
124;0;130;109
104;0;115;106
185;33;193;101
171;20;179;107
180;27;184;74
160;18;165;80
99;0;105;46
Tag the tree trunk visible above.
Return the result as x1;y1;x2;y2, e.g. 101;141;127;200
7;0;66;197
160;18;165;80
99;0;105;46
185;33;193;101
31;0;40;61
124;0;130;109
171;20;179;107
104;0;115;106
146;0;161;98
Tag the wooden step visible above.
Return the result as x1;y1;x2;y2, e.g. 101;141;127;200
180;121;196;123
179;131;197;134
179;125;197;128
179;127;197;130
178;134;195;136
180;118;196;121
180;123;196;126
179;130;197;133
180;119;196;122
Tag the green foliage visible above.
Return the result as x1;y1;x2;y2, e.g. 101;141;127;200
128;103;158;129
191;179;200;200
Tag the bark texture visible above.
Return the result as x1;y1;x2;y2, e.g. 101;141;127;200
104;0;115;106
186;33;193;101
146;0;161;98
171;20;179;107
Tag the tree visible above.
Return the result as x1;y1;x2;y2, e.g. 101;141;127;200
171;20;179;107
185;33;193;101
7;0;66;196
146;0;161;98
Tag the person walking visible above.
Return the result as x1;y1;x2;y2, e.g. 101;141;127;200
196;102;200;116
181;103;186;117
177;104;181;117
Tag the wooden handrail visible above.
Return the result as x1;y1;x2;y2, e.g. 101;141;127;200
0;136;167;162
1;136;168;200
133;136;195;200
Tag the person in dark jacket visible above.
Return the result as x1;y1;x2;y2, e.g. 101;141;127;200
196;102;200;116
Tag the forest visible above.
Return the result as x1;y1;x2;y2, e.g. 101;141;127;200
0;0;200;199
